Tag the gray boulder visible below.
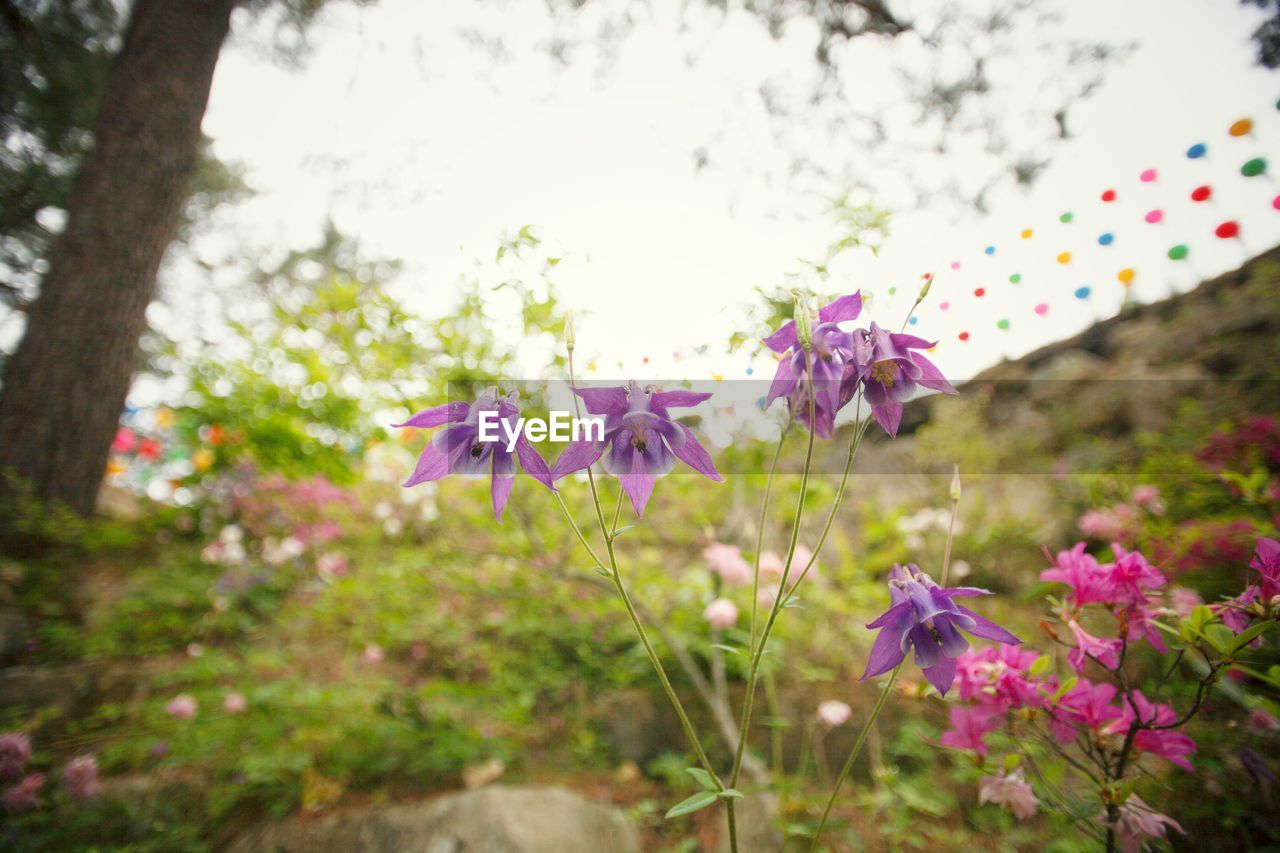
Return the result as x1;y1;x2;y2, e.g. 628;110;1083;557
228;786;640;853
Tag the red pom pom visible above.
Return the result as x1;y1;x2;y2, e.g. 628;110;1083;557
974;287;986;297
1215;220;1240;239
1101;189;1117;202
958;331;970;342
1190;185;1211;202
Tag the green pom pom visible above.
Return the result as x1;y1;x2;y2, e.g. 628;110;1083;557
1009;273;1021;284
1059;212;1073;223
1167;244;1188;260
1242;157;1267;177
996;318;1010;330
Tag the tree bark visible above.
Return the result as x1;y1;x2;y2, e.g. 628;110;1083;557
0;0;237;516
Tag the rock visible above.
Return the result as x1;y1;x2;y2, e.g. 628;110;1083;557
0;608;31;665
228;786;641;853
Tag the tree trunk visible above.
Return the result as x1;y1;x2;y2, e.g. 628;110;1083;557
0;0;237;516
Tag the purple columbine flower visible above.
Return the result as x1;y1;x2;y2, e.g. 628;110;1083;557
860;564;1020;695
762;293;863;438
843;321;955;438
397;387;554;521
550;381;722;516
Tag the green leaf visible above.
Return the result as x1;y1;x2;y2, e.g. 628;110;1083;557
1003;753;1023;771
1188;605;1214;631
1029;654;1052;677
665;790;719;819
611;525;636;539
718;788;744;799
711;643;745;657
685;767;717;791
1204;624;1234;654
1052;676;1078;703
1227;620;1272;655
591;565;612;577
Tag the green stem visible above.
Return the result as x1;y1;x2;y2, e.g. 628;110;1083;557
562;349;725;801
729;377;819;792
809;665;902;851
749;428;789;651
781;407;869;608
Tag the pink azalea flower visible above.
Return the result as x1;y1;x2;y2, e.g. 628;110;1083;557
1050;679;1121;744
1067;620;1122;672
1106;545;1166;607
815;700;852;728
223;692;247;713
1107;795;1183;852
1215;585;1262;634
316;552;350;579
978;769;1039;820
1105;691;1196;771
954;645;1047;711
165;694;198;720
1169;586;1203;618
1248;708;1279;731
702;543;751;586
1251;536;1280;598
1041;543;1114;608
1078;505;1136;542
1131;485;1161;509
939;705;1001;755
757;550;785;582
1120;603;1167;654
1;772;44;812
62;755;99;800
0;731;33;780
758;546;815;588
703;597;739;630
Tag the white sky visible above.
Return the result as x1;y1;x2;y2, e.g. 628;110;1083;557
197;0;1280;387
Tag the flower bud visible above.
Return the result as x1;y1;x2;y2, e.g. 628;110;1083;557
564;311;576;352
793;292;813;352
950;465;962;502
919;273;933;301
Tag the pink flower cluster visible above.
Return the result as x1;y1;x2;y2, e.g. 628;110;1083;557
941;645;1057;756
1040;542;1168;662
1214;537;1279;634
0;730;99;812
1047;682;1196;771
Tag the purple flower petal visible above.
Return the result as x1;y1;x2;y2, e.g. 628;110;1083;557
911;352;956;395
763;321;798;353
923;655;958;696
872;402;903;437
514;435;554;489
650;390;713;410
765;354;799;408
491;467;515;521
861;605;913;679
818;292;862;324
910;624;941;668
550;439;605;481
945;587;992;598
670;423;723;482
618;448;656;516
866;600;912;630
955;605;1022;645
574;385;630;415
403;443;452;487
394;401;470;429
